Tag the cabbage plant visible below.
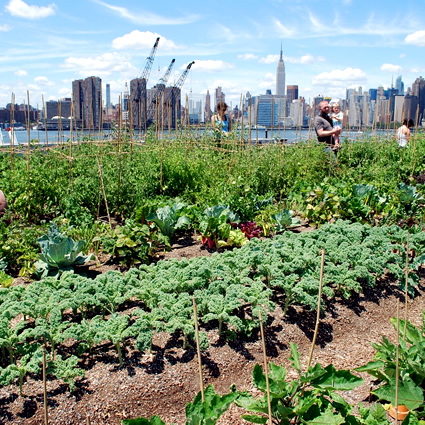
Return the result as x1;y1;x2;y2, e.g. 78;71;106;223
35;224;93;278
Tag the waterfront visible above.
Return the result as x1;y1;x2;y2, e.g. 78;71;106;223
0;127;396;146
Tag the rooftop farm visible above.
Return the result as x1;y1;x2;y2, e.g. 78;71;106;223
1;130;425;424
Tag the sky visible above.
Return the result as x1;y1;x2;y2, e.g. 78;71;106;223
1;0;425;109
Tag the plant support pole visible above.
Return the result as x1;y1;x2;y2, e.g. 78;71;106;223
307;249;325;369
43;346;49;425
395;300;400;425
259;310;273;425
404;232;409;340
192;297;205;402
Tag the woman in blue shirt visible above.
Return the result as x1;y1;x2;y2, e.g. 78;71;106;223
212;101;232;134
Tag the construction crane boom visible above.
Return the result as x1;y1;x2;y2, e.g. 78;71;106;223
159;58;175;85
140;37;160;82
172;61;195;91
148;59;176;121
165;61;195;105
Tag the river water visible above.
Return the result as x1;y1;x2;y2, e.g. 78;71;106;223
0;127;394;146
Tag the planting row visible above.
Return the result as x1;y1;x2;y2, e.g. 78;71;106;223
2;174;425;279
1;220;424;394
0;135;424;225
124;313;425;424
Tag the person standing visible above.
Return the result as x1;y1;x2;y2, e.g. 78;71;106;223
396;118;414;147
314;101;341;149
212;101;232;132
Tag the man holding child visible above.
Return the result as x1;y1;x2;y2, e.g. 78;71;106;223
314;101;341;149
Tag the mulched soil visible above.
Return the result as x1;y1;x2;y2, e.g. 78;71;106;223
1;224;425;424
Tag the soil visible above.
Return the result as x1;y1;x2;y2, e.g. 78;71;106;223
1;224;425;425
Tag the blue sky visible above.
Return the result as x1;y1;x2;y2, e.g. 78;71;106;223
1;0;425;109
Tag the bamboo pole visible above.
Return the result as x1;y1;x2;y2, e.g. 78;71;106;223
395;300;400;425
404;232;409;340
307;250;325;369
192;297;205;402
43;346;49;425
259;310;273;425
96;157;111;224
26;91;31;146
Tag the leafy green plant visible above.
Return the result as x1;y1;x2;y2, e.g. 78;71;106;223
236;342;364;424
197;205;240;249
271;209;300;233
0;343;43;396
356;314;425;413
35;224;93;278
101;220;157;267
47;353;85;392
122;384;240;425
146;201;191;247
0;270;13;288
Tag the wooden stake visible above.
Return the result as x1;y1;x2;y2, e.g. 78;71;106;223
307;249;325;369
395;300;400;425
96;157;111;225
404;233;409;340
192;297;205;402
259;310;273;425
43;346;49;425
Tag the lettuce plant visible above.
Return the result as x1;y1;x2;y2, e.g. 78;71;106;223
35;224;93;278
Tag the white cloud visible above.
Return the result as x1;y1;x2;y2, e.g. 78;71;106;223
15;70;27;77
93;0;199;25
5;0;55;19
285;54;315;65
261;53;321;65
0;24;11;31
191;60;234;73
112;30;177;51
34;76;54;86
405;30;425;47
380;63;402;73
237;53;258;60
58;87;71;97
62;52;136;77
259;72;275;90
273;19;296;38
259;55;279;64
312;68;367;88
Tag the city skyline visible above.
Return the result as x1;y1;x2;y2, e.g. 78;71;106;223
1;0;425;109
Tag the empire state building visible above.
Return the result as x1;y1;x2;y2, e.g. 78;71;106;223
276;45;285;96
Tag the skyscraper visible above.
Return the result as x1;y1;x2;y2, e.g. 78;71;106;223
395;75;404;95
106;83;111;108
286;85;298;104
205;90;211;122
72;76;102;129
412;76;425;124
130;78;147;128
276;44;285;97
215;87;225;110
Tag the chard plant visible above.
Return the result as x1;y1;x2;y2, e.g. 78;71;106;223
197;205;240;249
101;219;157;267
